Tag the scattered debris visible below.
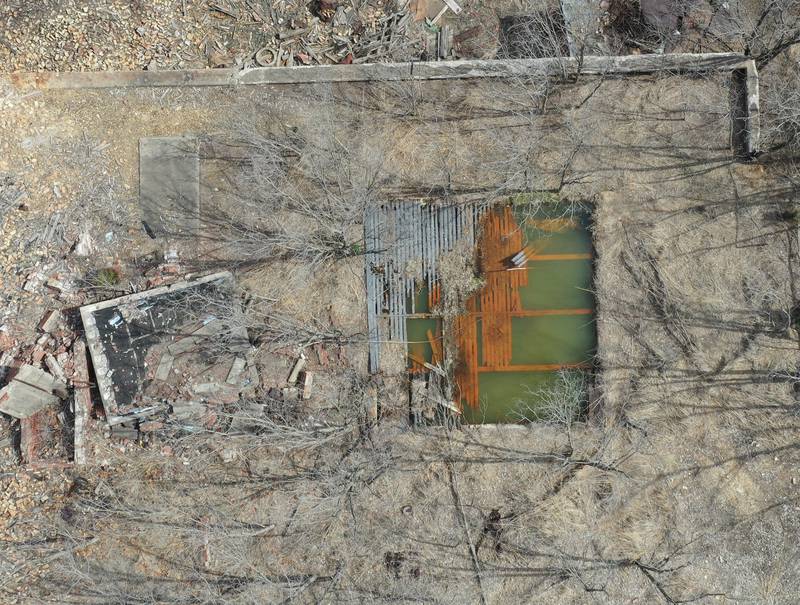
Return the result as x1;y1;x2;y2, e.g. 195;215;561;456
80;271;256;426
0;1;426;73
37;310;60;334
301;371;314;400
226;357;246;384
74;228;95;256
288;353;307;385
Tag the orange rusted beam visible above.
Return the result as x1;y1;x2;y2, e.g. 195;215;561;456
477;362;591;373
472;308;593;317
527;253;591;261
427;329;443;364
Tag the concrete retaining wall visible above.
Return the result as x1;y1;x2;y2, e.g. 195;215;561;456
5;53;749;90
2;52;761;156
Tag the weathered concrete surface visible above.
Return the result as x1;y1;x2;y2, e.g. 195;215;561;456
3;53;750;92
745;61;761;157
0;381;59;418
79;271;237;425
0;364;66;419
560;0;608;56
16;364;68;397
139;136;200;238
731;62;761;158
72;339;91;466
641;0;682;30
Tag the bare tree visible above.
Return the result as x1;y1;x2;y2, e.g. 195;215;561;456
763;67;800;153
199;112;393;270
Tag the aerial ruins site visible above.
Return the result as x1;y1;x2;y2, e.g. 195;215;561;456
1;1;800;603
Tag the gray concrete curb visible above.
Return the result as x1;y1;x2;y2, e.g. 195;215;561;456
4;53;749;90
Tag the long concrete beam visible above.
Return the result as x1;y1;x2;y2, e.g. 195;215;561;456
3;53;749;91
1;52;761;157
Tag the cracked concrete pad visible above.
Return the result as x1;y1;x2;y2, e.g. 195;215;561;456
139;136;200;238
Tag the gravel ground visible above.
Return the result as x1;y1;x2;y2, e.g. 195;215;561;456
0;0;425;72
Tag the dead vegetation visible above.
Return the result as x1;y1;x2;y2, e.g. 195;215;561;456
1;47;800;605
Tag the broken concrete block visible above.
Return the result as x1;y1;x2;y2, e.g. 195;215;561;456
46;277;70;294
192;383;222;394
154;353;174;381
281;386;299;400
170;400;205;421
38;310;60;334
74;229;95;256
16;364;68;398
192;382;239;404
110;425;139;441
167;319;222;355
0;381;60;419
45;354;67;385
0;364;68;421
31;347;47;364
167;338;197;357
23;272;44;292
226;357;246;384
227;325;251;353
288;354;306;385
301;371;313;400
139;420;164;432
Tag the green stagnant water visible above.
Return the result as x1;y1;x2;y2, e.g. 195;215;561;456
462;203;596;424
406;317;441;368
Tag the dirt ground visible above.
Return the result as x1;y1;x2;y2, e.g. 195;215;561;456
1;65;800;603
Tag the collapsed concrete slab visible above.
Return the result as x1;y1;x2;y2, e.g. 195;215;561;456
139;136;200;238
80;272;256;426
0;364;67;419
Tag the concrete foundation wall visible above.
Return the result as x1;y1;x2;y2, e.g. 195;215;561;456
5;53;750;90
3;54;760;156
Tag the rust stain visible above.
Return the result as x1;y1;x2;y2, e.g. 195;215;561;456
453;206;591;411
455;206;526;410
8;71;52;91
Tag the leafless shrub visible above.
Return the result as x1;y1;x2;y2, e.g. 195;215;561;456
203;115;391;270
717;0;800;68
763;68;800;153
514;369;588;431
499;12;571;60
